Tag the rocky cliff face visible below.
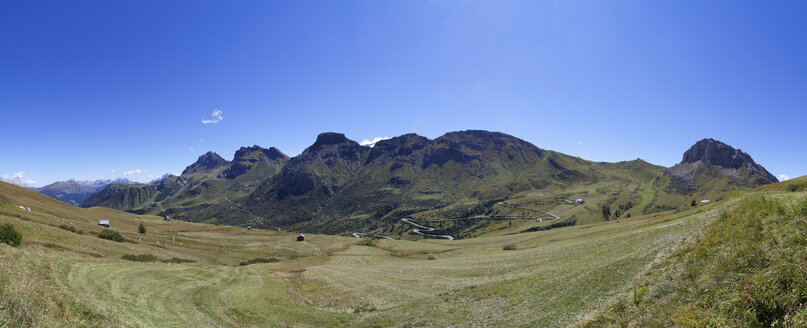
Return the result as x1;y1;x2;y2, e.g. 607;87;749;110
665;138;778;192
682;138;755;169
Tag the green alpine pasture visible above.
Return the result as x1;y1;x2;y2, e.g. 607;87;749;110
2;178;806;327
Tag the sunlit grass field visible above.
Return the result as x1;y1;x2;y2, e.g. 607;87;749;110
0;181;749;327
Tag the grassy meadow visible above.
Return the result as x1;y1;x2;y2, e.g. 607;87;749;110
2;179;803;327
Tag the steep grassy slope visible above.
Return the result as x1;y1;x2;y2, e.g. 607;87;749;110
1;178;730;327
584;191;807;327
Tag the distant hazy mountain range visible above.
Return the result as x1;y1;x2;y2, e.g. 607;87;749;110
78;130;777;236
32;178;137;206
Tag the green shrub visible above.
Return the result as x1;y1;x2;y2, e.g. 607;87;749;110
57;224;83;234
138;223;146;234
97;230;125;242
58;224;76;232
161;257;196;264
427;255;437;260
121;254;158;262
0;223;22;247
356;239;376;247
239;257;279;266
503;244;517;251
786;183;806;192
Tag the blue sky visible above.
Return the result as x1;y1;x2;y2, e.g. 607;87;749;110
1;1;805;186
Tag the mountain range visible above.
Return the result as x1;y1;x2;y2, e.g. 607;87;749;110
77;131;777;236
31;178;136;206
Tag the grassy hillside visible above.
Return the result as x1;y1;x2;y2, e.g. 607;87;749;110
0;178;732;327
755;175;807;192
584;191;807;327
0;181;355;326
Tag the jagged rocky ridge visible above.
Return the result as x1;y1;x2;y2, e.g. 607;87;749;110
81;146;289;212
82;132;778;234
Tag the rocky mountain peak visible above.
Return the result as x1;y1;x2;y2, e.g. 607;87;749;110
311;132;352;149
371;134;429;153
265;147;289;160
182;151;229;175
666;138;779;190
233;146;288;161
437;130;543;153
681;138;755;169
220;146;289;180
366;133;430;164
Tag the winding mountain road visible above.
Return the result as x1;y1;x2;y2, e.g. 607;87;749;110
352;232;395;240
356;202;565;241
401;218;455;240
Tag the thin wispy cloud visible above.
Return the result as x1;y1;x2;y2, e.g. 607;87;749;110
202;109;224;124
360;137;390;148
778;174;790;181
189;147;195;151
